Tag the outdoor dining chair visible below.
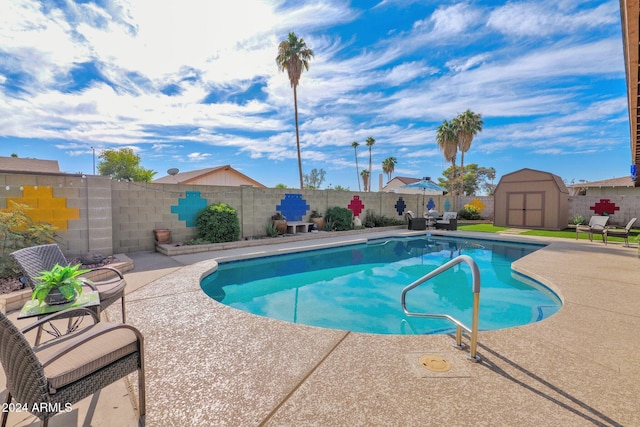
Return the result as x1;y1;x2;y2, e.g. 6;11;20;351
0;307;145;427
604;217;637;246
575;215;609;243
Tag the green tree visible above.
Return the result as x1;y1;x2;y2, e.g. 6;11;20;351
275;183;288;188
452;109;483;178
365;136;375;192
437;163;496;196
351;141;361;191
303;168;326;189
381;157;397;182
276;32;314;190
97;148;156;182
436;120;458;194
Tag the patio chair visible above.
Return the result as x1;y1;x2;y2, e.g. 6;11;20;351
603;217;637;246
11;244;127;322
435;212;458;230
575;215;609;243
0;308;145;427
405;211;426;230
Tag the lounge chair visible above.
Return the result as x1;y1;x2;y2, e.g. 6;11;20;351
11;244;127;323
575;216;609;242
603;218;637;246
435;212;458;230
405;211;426;230
0;308;145;427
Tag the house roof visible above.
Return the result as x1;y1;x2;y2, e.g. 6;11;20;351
619;0;640;186
153;165;266;187
567;176;635;188
0;156;61;174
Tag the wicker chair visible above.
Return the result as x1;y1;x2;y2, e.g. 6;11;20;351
603;217;637;246
11;244;127;322
575;215;609;243
0;308;145;427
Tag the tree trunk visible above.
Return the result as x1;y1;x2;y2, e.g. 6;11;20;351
293;85;303;189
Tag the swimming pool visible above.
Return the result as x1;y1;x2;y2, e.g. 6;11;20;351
200;235;562;334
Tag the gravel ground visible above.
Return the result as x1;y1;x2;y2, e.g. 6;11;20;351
0;256;119;295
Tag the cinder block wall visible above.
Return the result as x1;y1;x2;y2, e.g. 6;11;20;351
3;172;638;256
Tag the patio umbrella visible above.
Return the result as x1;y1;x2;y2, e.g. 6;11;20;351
402;179;447;215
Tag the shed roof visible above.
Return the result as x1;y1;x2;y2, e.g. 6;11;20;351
497;168;568;193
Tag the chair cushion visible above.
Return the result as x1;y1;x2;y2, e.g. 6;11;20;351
35;323;138;393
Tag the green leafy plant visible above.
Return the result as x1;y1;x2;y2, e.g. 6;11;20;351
266;222;278;237
271;212;286;220
571;214;587;225
0;202;57;280
196;203;240;243
32;263;89;305
363;209;405;227
458;204;482;220
309;210;322;218
325;207;353;231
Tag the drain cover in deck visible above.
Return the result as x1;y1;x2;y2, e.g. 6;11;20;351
419;355;451;373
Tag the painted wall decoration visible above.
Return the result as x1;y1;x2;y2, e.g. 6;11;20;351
348;195;365;217
590;199;620;216
7;186;79;230
426;198;436;211
171;191;208;227
443;198;452;212
276;193;310;221
394;197;406;216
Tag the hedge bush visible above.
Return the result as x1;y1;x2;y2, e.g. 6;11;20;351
458;205;482;220
325;206;353;231
195;203;240;243
363;209;405;227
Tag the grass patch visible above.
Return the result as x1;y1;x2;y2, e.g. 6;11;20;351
458;224;509;233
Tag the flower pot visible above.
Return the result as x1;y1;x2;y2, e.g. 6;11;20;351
310;217;324;231
154;229;172;244
272;220;287;234
45;288;78;306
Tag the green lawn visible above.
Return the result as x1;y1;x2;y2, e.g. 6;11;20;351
457;224;638;244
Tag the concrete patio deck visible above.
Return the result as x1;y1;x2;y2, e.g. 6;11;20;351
2;230;639;426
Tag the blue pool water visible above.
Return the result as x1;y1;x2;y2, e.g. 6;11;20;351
200;236;562;335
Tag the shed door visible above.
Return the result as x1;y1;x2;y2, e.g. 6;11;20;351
507;192;544;228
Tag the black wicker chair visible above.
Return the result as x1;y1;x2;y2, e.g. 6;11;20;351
0;308;145;427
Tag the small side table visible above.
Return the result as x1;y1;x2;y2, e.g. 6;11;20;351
18;291;100;343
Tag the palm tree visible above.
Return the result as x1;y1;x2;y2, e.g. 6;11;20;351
351;141;361;191
381;157;397;182
365;136;375;192
436;120;458;194
276;32;314;189
360;169;370;192
452;109;483;178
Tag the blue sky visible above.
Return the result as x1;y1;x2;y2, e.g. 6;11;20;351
0;0;631;190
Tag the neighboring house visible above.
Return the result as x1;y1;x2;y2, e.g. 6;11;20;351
568;176;637;196
382;176;444;195
153;165;266;188
0;156;61;174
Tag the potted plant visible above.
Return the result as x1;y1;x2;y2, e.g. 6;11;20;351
309;210;324;231
32;263;90;305
271;212;287;234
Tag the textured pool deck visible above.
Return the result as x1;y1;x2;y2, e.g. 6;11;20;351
2;229;639;426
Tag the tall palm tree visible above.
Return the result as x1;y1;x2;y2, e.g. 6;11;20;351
452;109;483;178
351;141;361;191
360;169;370;192
381;157;397;182
365;136;375;192
436;120;458;194
276;32;314;189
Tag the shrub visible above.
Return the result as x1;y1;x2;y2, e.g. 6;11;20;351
571;214;586;225
458;204;482;220
325;206;353;231
363;209;405;227
266;222;278;237
195;203;240;243
0;202;57;279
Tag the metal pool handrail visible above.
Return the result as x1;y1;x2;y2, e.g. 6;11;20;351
400;254;481;361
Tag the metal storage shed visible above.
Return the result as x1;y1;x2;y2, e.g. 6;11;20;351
493;168;569;230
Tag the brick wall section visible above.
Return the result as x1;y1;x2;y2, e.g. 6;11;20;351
2;173;639;255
